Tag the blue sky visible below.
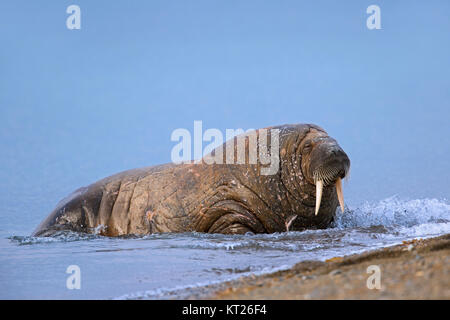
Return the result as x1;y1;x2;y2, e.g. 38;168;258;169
0;0;449;221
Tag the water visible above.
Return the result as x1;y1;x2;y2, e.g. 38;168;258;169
1;1;450;300
1;196;449;299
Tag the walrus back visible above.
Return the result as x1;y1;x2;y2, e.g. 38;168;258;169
32;164;178;237
32;186;92;236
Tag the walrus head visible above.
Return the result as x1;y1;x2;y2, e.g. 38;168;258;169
300;129;350;215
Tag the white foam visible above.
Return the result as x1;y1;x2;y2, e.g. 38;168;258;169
335;196;450;229
9;231;103;245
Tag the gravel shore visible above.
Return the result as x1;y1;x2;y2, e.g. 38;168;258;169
185;234;450;299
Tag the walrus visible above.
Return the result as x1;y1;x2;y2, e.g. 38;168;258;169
32;124;350;236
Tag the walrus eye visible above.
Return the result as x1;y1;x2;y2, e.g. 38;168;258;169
303;142;312;152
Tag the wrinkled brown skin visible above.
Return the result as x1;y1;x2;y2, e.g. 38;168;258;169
32;124;349;237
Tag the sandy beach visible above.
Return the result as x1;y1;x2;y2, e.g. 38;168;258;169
185;234;450;300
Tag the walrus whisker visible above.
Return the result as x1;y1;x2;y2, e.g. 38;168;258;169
314;166;344;187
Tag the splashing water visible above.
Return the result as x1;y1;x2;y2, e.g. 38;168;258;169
335;196;450;229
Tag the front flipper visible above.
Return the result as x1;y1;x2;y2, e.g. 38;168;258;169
203;200;267;234
208;215;256;234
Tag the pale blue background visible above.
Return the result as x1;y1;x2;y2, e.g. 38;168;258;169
1;1;449;234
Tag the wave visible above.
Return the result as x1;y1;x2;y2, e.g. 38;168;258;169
8;231;104;245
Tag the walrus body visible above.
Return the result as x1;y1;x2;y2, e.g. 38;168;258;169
33;124;350;236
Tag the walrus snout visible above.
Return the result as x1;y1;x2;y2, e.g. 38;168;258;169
309;141;349;182
306;138;350;216
317;150;350;183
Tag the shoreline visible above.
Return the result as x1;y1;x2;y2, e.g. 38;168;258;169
182;233;450;299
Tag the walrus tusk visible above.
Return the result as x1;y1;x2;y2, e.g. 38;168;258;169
335;177;344;213
315;180;323;216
